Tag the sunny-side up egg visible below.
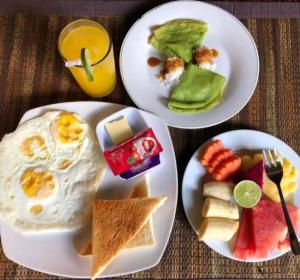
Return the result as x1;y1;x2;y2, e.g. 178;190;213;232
0;111;106;232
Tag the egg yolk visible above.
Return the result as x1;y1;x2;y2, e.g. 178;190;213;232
29;204;44;215
21;169;55;200
55;113;84;144
58;159;72;169
20;135;48;159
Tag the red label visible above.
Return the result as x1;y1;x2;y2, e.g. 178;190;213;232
104;128;163;176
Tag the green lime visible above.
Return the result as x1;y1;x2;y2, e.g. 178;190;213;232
234;180;262;208
80;48;94;81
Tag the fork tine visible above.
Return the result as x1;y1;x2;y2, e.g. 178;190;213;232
268;149;276;166
263;150;270;168
273;148;282;165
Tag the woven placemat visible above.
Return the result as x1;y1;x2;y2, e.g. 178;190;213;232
0;5;300;280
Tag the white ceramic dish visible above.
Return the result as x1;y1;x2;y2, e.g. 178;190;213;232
182;129;300;262
0;102;178;278
96;107;161;180
120;0;259;129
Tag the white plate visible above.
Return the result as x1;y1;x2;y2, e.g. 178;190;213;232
182;130;300;262
120;1;259;129
0;102;178;278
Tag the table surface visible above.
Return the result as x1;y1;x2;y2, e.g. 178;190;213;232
0;1;300;279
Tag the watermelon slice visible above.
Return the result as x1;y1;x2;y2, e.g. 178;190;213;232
236;160;264;188
273;204;300;250
233;209;255;260
252;199;288;258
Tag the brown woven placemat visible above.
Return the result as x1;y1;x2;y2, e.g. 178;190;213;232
0;4;300;280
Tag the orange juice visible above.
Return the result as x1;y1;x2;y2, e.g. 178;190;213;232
58;19;116;97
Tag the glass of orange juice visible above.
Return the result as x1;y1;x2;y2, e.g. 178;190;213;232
58;19;116;97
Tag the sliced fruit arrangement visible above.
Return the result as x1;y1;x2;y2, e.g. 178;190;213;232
197;139;299;261
200;140;241;181
234;180;262;208
198;181;239;242
233;199;300;260
263;157;298;202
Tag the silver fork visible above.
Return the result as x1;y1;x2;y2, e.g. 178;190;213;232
263;149;300;255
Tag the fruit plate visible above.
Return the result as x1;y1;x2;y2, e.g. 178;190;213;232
182;129;300;262
0;102;178;277
120;1;259;129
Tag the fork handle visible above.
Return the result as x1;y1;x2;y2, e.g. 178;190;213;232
276;183;300;255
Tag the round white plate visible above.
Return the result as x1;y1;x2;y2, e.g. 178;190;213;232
0;102;178;278
182;130;300;262
120;1;259;129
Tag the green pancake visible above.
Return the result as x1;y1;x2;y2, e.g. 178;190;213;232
168;64;226;113
149;19;208;62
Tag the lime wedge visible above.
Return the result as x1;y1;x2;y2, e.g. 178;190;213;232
234;180;262;208
80;48;94;81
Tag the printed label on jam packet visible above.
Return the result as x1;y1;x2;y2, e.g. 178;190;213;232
104;128;163;176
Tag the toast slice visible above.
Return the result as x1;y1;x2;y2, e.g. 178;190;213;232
126;176;155;248
91;196;166;278
79;176;155;256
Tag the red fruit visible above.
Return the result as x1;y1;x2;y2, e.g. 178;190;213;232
200;140;224;166
237;160;264;188
207;149;233;173
233;209;256;260
212;155;241;181
252;199;288;258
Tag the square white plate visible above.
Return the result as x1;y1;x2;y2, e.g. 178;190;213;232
0;101;178;278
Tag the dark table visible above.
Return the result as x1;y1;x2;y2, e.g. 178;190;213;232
0;1;300;279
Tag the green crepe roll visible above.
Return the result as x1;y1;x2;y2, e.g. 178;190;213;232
168;64;226;113
149;19;208;62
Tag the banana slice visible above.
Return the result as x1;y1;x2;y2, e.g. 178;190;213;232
202;197;239;220
202;181;234;201
198;217;239;241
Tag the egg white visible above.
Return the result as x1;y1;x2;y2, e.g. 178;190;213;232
0;111;106;232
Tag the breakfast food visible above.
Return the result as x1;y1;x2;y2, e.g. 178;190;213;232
105;117;134;145
104;128;163;176
202;198;239;220
202;181;234;201
237;160;264;188
198;218;239;241
198;140;300;260
200;140;241;181
91;196;167;278
79;175;155;256
198;139;300;260
0;111;105;232
148;19;226;114
233;199;300;259
200;140;224;166
194;47;219;70
263;158;298;202
234;180;262;208
149;19;208;63
127;176;155;248
240;153;298;202
167;64;226;113
160;57;185;83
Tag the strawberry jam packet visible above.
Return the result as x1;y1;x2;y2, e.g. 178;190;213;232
104;128;163;176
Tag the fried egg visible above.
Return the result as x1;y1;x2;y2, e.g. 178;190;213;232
0;111;105;232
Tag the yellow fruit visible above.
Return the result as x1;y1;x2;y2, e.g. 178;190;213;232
263;156;298;202
253;153;263;165
288;167;298;181
287;182;297;193
283;158;293;176
241;156;253;172
263;172;280;203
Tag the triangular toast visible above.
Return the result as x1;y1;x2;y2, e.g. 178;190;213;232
91;196;166;278
79;176;155;256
